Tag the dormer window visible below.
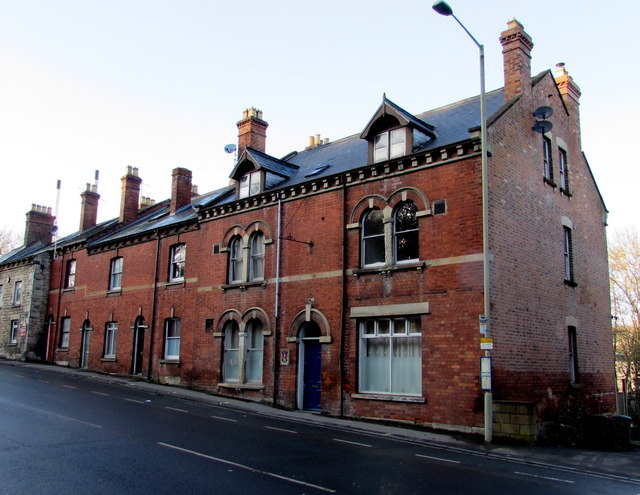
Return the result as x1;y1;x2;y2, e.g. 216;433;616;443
374;129;406;163
239;171;262;199
361;96;436;166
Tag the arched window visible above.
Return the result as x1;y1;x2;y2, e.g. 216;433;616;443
223;320;240;382
249;232;265;281
394;201;419;263
361;209;385;267
245;319;264;383
228;237;243;283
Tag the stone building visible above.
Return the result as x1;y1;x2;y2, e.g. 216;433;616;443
0;205;55;361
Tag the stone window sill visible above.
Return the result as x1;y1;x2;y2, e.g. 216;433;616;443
564;279;578;288
218;383;264;390
106;289;121;296
544;177;557;188
62;288;75;294
351;393;426;403
165;280;185;289
221;280;267;292
160;359;181;365
353;261;425;278
100;357;116;362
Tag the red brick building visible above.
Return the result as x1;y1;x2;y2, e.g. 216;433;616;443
39;20;614;441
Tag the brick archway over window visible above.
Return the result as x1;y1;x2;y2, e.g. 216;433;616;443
287;309;331;343
349;187;430;225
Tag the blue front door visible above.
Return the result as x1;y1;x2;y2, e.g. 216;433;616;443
303;341;322;411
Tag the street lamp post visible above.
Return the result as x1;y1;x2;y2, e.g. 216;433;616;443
432;0;492;443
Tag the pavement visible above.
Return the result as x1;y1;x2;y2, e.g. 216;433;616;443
3;358;640;484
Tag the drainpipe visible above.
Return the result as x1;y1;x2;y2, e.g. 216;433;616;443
339;182;347;417
147;233;161;380
52;249;65;363
272;197;283;405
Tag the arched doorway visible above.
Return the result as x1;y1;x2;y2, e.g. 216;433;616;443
79;320;91;369
297;322;322;411
131;316;145;375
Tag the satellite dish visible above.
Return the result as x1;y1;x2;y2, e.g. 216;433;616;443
533;106;554;119
224;144;237;154
532;120;553;134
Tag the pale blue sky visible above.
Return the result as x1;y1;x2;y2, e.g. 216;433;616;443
1;0;638;238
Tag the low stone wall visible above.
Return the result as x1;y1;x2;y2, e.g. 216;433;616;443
493;400;537;444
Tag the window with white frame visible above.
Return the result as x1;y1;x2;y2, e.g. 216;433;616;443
245;320;264;383
169;244;185;282
228;237;243;283
109;257;123;291
543;136;553;182
10;320;18;344
239;171;262;199
164;318;181;360
223;320;240;382
249;232;265;281
60;317;71;348
563;226;574;283
222;319;264;384
361;200;420;268
362;209;385;267
558;148;569;192
373;129;406;163
65;259;76;289
568;326;579;383
394;202;419;263
359;317;422;395
13;281;22;306
104;321;117;358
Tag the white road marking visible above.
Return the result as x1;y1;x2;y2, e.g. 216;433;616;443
62;385;77;389
124;398;146;404
12;374;26;378
91;391;109;396
332;438;372;448
165;406;189;413
158;442;336;493
45;410;102;428
210;415;238;423
515;471;575;484
264;426;297;434
415;453;461;464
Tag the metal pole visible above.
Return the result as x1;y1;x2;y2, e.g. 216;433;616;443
434;2;492;442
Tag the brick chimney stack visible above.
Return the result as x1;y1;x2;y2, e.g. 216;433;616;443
499;19;534;100
24;204;55;246
119;166;142;224
170;167;193;214
79;183;100;232
237;108;268;156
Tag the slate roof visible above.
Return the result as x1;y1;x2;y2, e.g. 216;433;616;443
276;88;506;188
0;240;48;266
3;85;512;257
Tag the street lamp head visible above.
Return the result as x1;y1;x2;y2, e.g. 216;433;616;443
432;1;453;16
